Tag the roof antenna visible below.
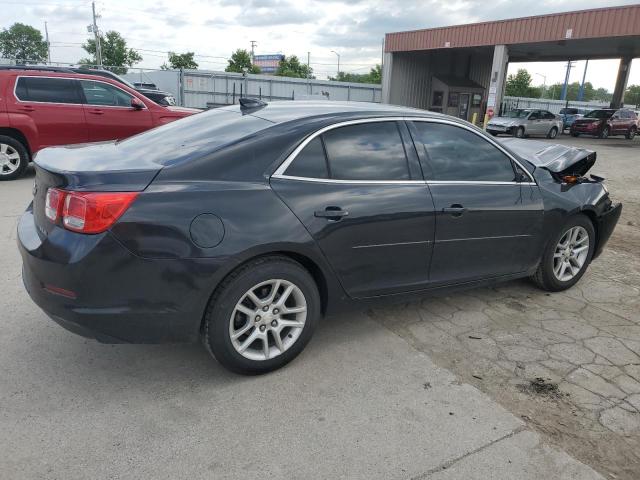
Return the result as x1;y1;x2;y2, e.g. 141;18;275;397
239;97;268;110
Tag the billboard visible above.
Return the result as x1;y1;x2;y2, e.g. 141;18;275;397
253;54;284;74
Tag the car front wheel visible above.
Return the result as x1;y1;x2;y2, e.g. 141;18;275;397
547;126;558;139
204;256;320;374
515;126;525;138
0;135;30;181
530;215;595;292
600;126;609;139
627;127;637;140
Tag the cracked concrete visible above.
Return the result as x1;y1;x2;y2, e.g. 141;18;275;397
369;137;640;479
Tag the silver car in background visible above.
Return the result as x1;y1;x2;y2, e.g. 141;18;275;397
487;109;563;139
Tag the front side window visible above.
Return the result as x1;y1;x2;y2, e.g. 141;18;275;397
543;111;556;119
15;77;81;104
80;80;134;107
322;122;410;181
411;122;516;182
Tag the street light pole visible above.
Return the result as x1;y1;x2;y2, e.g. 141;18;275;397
330;50;340;78
534;72;546;99
91;1;102;68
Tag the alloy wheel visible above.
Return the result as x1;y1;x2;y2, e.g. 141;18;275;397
229;279;307;361
0;143;21;176
600;127;609;139
553;226;589;282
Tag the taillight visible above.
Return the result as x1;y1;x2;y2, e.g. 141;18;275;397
62;191;139;234
45;188;65;222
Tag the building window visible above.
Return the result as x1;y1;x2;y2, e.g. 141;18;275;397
431;91;444;107
448;92;459;107
472;94;482;107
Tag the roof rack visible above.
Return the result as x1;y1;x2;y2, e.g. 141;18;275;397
0;65;76;74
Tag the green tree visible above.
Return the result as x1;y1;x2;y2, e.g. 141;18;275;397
544;82;598;101
625;85;640;107
80;31;142;74
329;64;381;84
161;51;198;70
0;23;48;63
225;49;260;74
504;69;541;98
275;55;313;79
593;87;612;103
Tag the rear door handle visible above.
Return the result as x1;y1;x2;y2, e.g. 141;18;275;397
314;207;349;220
88;109;104;115
443;204;467;217
18;105;35;112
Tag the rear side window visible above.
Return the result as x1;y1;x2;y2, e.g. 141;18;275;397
543;112;556;119
285;137;329;178
411;122;516;182
15;77;81;104
322;122;410;181
80;80;133;107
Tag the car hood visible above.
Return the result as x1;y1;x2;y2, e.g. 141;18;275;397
498;138;596;176
488;116;521;126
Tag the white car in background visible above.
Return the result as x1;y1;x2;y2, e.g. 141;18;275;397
487;109;563;139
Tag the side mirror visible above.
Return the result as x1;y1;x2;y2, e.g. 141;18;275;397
131;97;145;110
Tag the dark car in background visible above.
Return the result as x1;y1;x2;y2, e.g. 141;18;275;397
570;108;638;139
18;100;621;374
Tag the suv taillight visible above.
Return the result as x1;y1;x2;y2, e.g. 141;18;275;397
45;188;138;234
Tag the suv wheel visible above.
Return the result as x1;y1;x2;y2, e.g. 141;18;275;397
0;135;29;181
530;215;595;292
204;256;320;374
626;126;637;140
599;126;609;139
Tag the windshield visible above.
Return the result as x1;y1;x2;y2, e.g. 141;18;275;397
584;110;613;119
559;108;577;115
504;110;531;118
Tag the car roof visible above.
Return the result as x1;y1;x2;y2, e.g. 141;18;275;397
215;100;447;124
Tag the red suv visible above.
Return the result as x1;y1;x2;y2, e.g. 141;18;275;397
0;67;199;180
570;108;638;139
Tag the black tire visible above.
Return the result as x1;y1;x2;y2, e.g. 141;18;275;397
0;135;30;181
515;126;525;138
488;131;498;137
626;127;637;140
204;255;320;374
599;126;609;139
547;126;558;139
530;214;596;292
571;132;579;137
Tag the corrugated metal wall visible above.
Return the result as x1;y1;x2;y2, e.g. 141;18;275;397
386;4;640;52
123;69;381;108
387;49;493;109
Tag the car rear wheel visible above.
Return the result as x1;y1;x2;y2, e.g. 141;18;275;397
0;135;29;181
530;215;595;292
627;127;637;140
571;131;579;137
515;126;525;138
599;126;609;139
547;126;558;139
204;256;320;374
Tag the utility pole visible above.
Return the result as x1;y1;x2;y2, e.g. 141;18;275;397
578;60;589;102
560;60;575;102
534;73;546;99
91;1;102;68
306;51;310;79
250;40;257;64
331;50;340;78
44;21;51;63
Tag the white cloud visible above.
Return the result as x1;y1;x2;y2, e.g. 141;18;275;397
1;0;638;87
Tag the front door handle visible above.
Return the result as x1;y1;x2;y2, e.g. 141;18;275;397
314;206;349;221
443;204;467;217
18;105;35;112
88;109;105;115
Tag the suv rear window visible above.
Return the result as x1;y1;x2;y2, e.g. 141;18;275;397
15;77;81;104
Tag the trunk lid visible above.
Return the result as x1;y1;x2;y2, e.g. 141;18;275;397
498;138;596;176
33;141;162;236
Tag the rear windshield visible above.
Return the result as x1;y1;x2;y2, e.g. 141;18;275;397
559;108;578;114
584;110;614;119
118;108;273;164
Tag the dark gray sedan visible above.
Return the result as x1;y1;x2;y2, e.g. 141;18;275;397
487;109;563;138
18;101;621;374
